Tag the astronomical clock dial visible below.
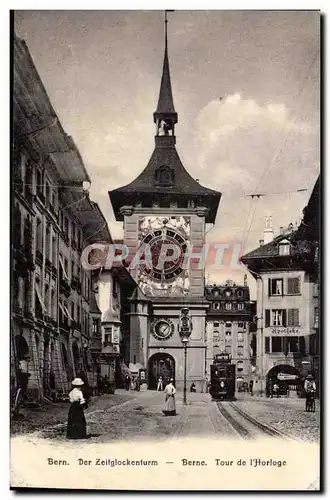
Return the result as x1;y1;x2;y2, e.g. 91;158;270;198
151;318;175;341
140;227;187;283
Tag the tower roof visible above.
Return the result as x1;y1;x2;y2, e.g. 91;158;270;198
109;12;221;224
153;18;177;122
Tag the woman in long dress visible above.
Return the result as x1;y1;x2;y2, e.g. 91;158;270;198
66;378;87;439
163;379;176;416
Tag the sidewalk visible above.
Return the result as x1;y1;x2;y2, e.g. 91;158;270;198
10;390;135;436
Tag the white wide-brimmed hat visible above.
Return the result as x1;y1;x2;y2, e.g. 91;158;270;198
72;378;84;386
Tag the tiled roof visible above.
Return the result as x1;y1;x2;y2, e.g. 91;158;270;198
241;232;297;260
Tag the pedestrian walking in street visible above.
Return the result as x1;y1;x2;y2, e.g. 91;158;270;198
157;376;164;391
162;378;176;416
304;374;316;412
249;380;254;396
66;378;87;440
124;373;131;391
190;382;196;393
272;382;280;398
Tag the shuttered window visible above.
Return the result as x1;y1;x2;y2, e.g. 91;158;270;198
287;308;300;326
287;277;300;295
265;309;287;327
265;337;270;353
268;278;283;296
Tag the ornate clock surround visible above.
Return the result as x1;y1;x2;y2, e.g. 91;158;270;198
151;318;175;341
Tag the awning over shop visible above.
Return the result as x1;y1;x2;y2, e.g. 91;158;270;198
277;373;299;381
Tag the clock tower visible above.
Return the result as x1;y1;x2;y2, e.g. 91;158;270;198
109;14;221;390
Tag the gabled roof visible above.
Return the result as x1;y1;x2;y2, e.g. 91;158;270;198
241;232;297;260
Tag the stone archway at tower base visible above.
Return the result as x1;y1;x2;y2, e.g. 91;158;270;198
148;353;175;390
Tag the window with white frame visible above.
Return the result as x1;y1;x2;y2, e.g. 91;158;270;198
237;303;245;311
213;302;220;310
225;302;232;311
225;321;232;328
213;321;220;327
269;278;283;296
271;309;283;326
279;241;290;256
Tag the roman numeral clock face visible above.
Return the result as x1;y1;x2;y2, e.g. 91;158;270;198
141;227;187;282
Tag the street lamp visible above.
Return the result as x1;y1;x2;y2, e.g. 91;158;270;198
181;333;191;405
179;308;192;405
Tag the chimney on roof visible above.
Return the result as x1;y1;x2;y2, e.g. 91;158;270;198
259;239;264;246
264;216;274;245
279;226;284;235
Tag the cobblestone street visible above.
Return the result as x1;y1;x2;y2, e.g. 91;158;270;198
11;390;320;443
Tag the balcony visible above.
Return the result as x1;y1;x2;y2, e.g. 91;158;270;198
60;279;71;297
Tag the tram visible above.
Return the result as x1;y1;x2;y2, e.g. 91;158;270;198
209;353;236;400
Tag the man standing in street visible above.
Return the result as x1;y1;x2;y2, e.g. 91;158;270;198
157;376;164;391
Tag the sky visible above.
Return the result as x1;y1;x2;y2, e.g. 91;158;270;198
14;10;320;295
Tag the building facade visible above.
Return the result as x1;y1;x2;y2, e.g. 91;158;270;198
12;33;111;400
241;206;320;395
108;22;221;391
205;279;254;386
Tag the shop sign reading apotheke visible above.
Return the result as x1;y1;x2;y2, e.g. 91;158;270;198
270;327;301;335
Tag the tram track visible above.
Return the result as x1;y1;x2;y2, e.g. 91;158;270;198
216;401;295;441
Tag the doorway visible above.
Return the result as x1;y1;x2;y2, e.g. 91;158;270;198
148;353;175;389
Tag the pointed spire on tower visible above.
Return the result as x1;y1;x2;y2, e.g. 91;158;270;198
154;10;178;135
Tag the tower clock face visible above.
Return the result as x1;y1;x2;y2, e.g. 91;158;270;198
151;318;175;341
140;228;187;282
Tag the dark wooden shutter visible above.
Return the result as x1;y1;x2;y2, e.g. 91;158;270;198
265;309;270;327
265;337;270;353
268;279;272;296
299;337;305;355
282;309;287;327
287;309;294;326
